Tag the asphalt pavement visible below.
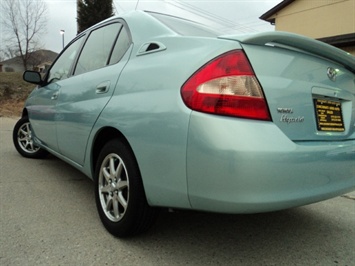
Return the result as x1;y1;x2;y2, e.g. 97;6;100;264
1;117;354;266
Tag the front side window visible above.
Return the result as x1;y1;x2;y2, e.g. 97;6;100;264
47;37;84;83
74;23;122;75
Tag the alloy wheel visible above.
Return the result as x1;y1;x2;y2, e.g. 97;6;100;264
17;122;40;154
98;153;129;222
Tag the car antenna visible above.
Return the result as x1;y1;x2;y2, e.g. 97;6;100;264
135;0;139;10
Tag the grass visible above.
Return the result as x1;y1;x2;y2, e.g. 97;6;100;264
0;72;35;117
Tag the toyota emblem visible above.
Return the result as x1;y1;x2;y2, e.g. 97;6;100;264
327;67;337;81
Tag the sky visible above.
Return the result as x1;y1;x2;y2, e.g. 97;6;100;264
1;0;282;55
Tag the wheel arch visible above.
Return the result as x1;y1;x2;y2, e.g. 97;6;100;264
91;126;137;177
21;108;29;118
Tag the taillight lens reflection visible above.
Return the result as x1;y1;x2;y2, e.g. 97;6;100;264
181;50;271;121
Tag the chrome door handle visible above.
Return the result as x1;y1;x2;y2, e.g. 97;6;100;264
96;81;110;94
51;91;59;100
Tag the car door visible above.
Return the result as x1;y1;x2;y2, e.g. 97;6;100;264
55;22;131;165
28;37;84;151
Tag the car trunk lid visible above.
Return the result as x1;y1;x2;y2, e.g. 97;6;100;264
219;32;355;141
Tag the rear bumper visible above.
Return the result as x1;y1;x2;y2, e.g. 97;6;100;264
187;112;355;213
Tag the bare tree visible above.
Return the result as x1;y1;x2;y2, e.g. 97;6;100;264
0;45;18;61
1;0;47;70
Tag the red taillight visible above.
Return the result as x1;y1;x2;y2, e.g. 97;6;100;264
181;50;271;121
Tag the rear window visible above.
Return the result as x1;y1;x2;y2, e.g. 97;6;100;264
148;12;219;37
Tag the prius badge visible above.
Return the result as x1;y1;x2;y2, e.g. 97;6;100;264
327;67;337;82
277;108;304;124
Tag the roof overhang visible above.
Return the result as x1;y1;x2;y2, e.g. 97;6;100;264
260;0;295;23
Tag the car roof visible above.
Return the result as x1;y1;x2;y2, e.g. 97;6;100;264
82;10;219;43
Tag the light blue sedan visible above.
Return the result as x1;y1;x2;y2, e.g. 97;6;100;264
13;11;355;237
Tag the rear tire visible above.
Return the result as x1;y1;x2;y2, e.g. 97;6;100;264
13;116;48;159
94;139;158;237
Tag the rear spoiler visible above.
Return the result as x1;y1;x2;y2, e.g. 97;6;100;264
219;31;355;73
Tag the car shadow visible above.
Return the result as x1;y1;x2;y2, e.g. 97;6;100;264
120;204;345;264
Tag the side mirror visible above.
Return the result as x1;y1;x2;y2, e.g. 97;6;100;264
23;71;43;85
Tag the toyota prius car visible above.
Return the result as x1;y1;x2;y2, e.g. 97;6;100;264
13;11;355;237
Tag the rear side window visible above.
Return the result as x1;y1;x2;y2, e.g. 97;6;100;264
74;23;122;75
148;12;219;37
109;27;131;65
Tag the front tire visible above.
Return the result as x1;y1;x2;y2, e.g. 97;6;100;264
13;116;48;158
94;139;158;237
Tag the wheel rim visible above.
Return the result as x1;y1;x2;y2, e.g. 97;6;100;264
17;122;40;154
98;153;129;222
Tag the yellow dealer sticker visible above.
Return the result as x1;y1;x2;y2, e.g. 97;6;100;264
314;99;345;132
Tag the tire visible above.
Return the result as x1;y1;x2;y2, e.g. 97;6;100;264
13;116;48;159
94;139;158;237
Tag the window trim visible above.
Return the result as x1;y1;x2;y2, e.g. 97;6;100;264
73;22;122;76
44;18;132;84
